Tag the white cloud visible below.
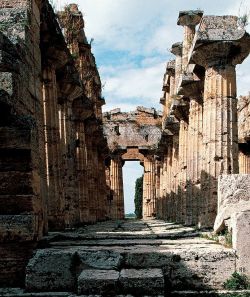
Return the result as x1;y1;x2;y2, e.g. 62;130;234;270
100;60;166;111
56;0;250;209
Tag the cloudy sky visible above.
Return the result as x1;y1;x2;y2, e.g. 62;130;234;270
54;0;250;213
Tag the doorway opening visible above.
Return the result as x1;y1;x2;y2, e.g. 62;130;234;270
123;161;144;218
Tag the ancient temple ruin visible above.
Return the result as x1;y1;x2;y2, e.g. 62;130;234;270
103;107;162;219
0;1;249;296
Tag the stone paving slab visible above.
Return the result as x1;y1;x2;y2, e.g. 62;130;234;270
49;237;216;247
78;269;119;295
120;268;164;296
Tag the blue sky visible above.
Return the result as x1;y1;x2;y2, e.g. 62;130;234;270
55;0;250;213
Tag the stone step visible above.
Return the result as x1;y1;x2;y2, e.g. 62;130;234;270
170;290;250;296
25;242;236;292
77;268;164;296
1;288;250;297
119;268;164;296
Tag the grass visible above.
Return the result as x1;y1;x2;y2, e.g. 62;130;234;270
224;272;250;290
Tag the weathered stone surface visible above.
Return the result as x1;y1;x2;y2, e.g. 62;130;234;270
78;269;119;295
25;249;75;291
231;210;250;276
77;249;123;270
120;268;164;295
214;174;250;232
0;215;38;242
171;290;250;296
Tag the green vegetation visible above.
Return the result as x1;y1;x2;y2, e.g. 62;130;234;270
224;272;250;290
134;175;143;219
201;229;232;247
125;213;136;218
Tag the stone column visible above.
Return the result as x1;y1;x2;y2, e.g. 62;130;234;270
239;145;250;174
171;42;182;92
42;66;65;230
177;10;203;69
177;119;188;224
83;119;97;223
143;155;156;219
201;64;238;225
110;154;124;220
186;98;203;225
189;16;250;226
75;121;89;223
97;151;108;221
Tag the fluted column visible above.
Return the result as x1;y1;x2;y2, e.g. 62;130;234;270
189;16;250;226
178;120;188;223
200;64;238;225
97;152;108;220
177;10;203;69
143;155;156;219
110;154;124;220
239;150;250;173
186;98;203;225
75;121;89;223
85;131;97;223
43;66;65;230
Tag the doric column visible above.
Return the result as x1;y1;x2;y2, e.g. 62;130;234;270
177;119;188;224
42;66;65;230
75;121;89;223
239;145;250;174
201;64;238;225
143;155;156;219
110;154;124;220
190;16;250;226
171;42;183;92
186;98;203;225
177;10;203;69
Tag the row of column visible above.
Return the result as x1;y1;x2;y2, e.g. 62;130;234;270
156;11;249;227
106;153;159;220
42;65;108;230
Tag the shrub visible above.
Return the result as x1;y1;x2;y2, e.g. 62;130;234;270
134;175;143;219
224;272;250;290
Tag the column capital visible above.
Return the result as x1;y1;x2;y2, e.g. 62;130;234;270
166;60;175;76
171;42;183;57
177;10;203;27
177;65;204;100
189;16;250;68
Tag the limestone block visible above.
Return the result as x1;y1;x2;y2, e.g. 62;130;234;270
25;249;75;291
0;242;35;287
231;211;250;277
0;172;33;195
0;214;38;242
0;50;19;72
214;174;250;232
0;128;31;149
119;268;164;295
0;195;39;214
77;269;119;295
0;72;14;96
77;249;123;270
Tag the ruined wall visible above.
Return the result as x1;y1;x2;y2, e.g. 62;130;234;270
103;107;162;149
0;0;108;286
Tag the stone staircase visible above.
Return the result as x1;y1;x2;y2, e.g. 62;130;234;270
1;220;250;297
